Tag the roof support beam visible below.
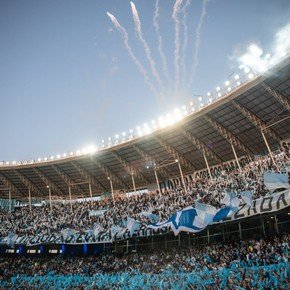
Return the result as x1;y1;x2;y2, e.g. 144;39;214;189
132;144;171;179
13;170;44;196
90;158;129;189
204;115;254;156
263;84;290;113
232;101;281;142
110;150;151;184
51;165;84;194
154;136;196;172
0;173;22;197
178;128;223;164
70;161;107;192
33;168;65;197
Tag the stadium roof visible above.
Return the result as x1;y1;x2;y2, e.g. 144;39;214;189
1;56;290;199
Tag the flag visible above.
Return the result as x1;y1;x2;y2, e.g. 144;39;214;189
240;191;253;206
213;207;232;222
92;223;104;236
148;206;207;236
61;228;78;240
194;201;218;225
6;232;17;248
264;172;290;192
139;211;159;223
126;217;141;235
222;192;240;212
110;225;123;236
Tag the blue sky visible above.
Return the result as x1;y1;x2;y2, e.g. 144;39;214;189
0;0;289;161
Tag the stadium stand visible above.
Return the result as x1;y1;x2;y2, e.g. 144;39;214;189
0;56;289;289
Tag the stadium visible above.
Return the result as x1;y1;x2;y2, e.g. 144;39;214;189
1;1;290;289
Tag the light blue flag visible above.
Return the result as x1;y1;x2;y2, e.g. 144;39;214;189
61;228;78;240
126;217;141;235
92;223;104;236
6;232;17;248
139;211;159;223
264;172;290;192
110;225;123;236
240;191;253;206
213;207;232;222
195;201;218;225
222;192;240;212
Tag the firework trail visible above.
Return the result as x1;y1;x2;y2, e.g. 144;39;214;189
188;0;208;89
180;0;191;88
130;2;163;92
153;0;170;82
107;12;158;96
172;0;183;94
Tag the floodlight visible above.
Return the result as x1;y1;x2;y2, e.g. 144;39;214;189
216;86;221;91
225;81;230;86
234;74;239;80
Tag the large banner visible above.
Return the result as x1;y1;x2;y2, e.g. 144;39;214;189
0;190;289;246
159;156;250;190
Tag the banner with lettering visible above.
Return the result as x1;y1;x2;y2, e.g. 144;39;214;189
0;190;289;246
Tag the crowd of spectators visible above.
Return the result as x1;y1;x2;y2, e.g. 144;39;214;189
0;233;289;289
0;151;288;238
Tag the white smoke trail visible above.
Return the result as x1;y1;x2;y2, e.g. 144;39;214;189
270;22;290;64
180;0;191;88
188;0;208;90
172;0;183;94
130;2;163;92
107;12;158;96
153;0;170;82
235;22;290;74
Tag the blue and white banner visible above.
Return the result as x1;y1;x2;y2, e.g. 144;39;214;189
1;190;289;246
264;172;290;192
